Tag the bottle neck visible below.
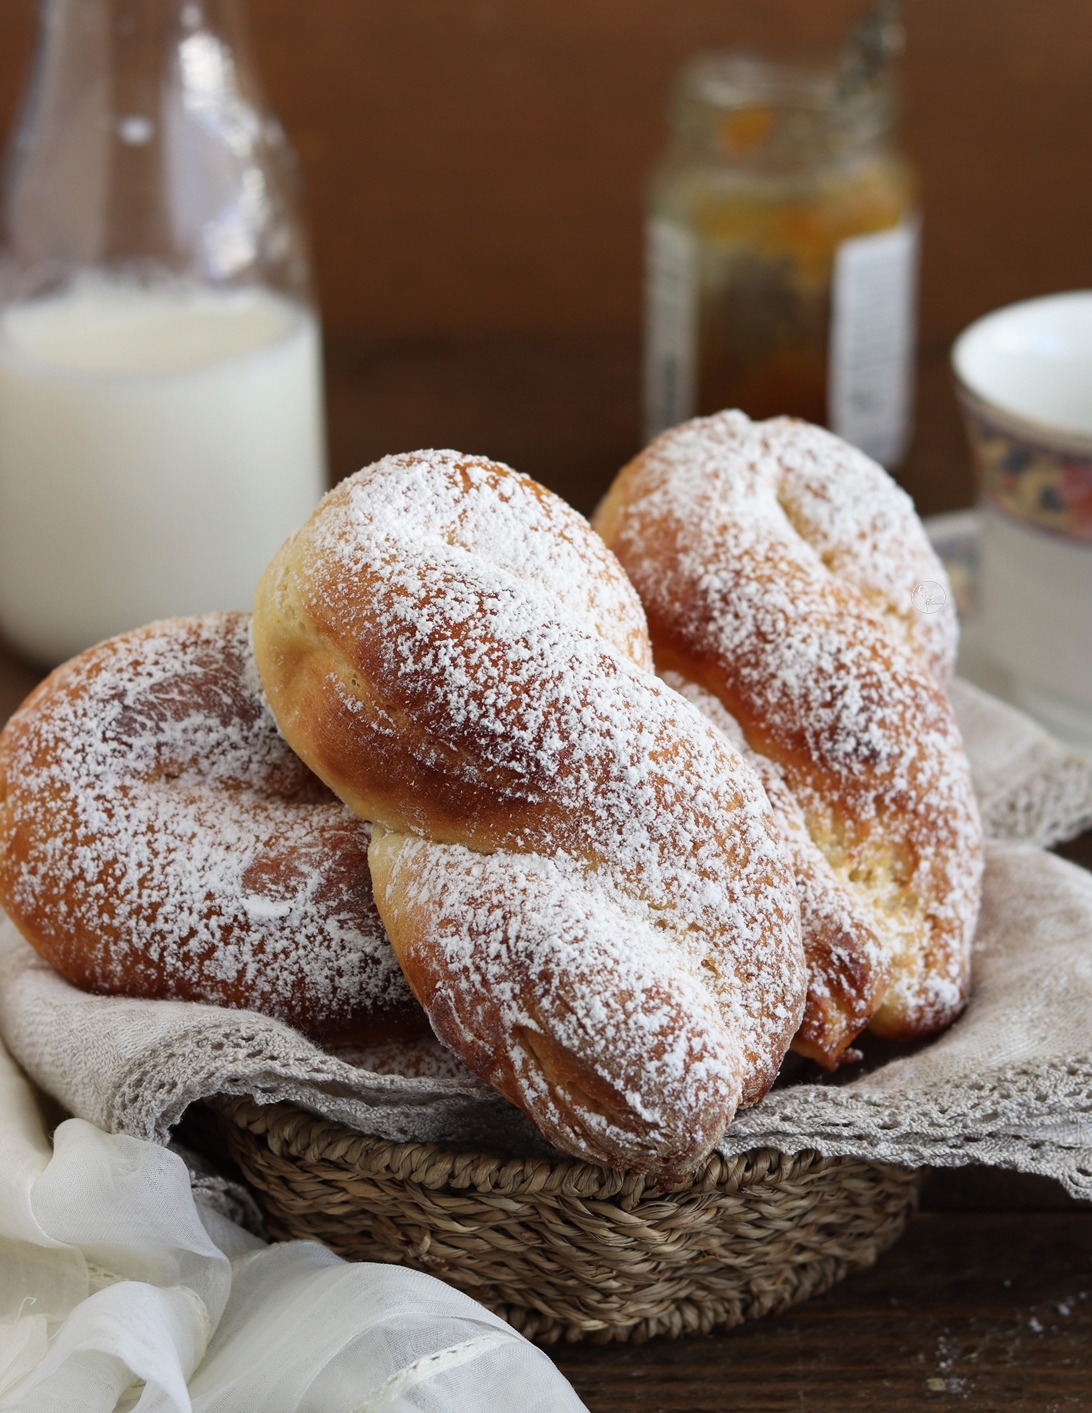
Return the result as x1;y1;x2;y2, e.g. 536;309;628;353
2;0;311;303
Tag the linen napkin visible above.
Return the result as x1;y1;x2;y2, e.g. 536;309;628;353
1;679;1091;1195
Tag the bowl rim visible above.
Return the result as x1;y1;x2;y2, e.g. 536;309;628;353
951;290;1092;452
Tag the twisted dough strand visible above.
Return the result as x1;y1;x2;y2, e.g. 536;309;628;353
595;412;983;1055
253;450;806;1180
663;671;893;1067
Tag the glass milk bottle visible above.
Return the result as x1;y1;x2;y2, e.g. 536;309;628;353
0;0;327;665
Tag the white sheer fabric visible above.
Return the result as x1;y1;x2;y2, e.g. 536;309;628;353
0;1040;586;1413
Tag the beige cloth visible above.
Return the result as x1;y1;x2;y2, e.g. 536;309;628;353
2;680;1092;1194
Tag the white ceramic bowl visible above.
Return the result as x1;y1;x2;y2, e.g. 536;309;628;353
950;292;1092;756
952;290;1092;446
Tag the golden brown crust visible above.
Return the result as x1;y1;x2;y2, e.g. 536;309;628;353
368;826;738;1182
253;449;807;1180
0;613;424;1043
595;412;984;1053
663;672;892;1068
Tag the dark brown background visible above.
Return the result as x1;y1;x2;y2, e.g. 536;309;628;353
2;0;1090;515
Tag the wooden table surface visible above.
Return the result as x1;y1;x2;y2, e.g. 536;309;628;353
0;339;1089;1412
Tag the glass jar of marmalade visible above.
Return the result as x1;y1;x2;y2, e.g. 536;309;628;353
644;50;918;466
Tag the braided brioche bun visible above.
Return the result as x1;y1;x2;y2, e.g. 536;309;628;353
253;450;806;1181
595;412;983;1059
0;612;422;1043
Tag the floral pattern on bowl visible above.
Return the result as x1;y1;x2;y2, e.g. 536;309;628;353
960;404;1092;544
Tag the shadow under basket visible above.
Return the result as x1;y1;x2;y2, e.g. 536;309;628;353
210;1094;920;1345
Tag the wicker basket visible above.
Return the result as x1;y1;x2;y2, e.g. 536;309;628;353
209;1094;919;1344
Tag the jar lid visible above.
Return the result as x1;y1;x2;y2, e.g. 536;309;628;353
669;51;898;168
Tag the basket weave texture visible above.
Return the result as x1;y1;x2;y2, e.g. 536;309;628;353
212;1094;919;1344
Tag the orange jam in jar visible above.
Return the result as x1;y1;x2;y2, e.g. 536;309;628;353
644;52;918;466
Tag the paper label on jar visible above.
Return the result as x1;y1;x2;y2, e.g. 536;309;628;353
643;219;698;441
828;218;920;467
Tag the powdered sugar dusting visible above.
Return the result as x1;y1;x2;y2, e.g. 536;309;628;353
0;613;418;1041
664;671;891;1067
595;412;983;1040
255;450;808;1174
374;832;749;1171
770;419;958;682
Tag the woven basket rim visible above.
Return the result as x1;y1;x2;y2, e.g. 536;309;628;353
208;1092;922;1345
210;1091;904;1201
